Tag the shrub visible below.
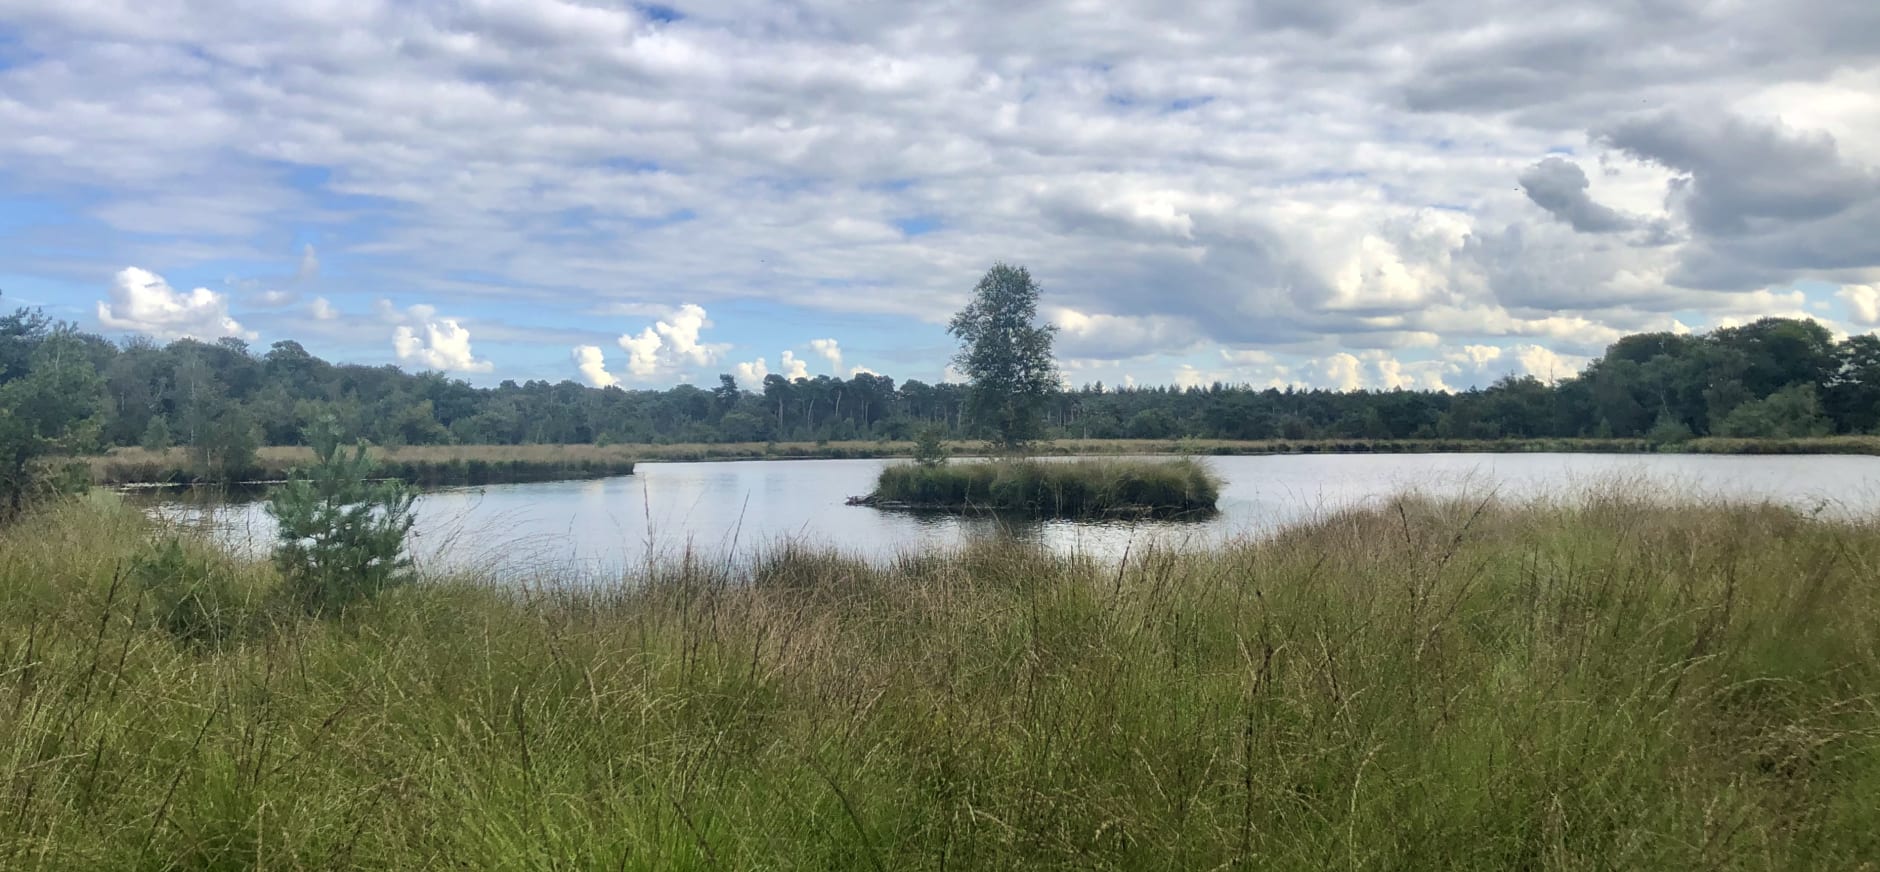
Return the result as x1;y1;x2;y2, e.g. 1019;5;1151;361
1647;413;1694;447
266;416;416;614
913;426;949;468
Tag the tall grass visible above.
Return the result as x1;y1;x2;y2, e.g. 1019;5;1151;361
3;490;1879;868
866;457;1222;517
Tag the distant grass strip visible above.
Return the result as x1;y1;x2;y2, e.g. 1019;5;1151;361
859;457;1221;517
83;444;637;486
69;434;1880;487
4;490;1880;868
623;434;1880;459
1684;435;1880;455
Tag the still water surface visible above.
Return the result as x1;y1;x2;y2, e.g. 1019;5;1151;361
157;453;1880;578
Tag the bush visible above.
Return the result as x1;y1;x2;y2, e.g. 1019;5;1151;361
1647;413;1694;447
46;461;92;495
266;416;417;614
140;417;172;452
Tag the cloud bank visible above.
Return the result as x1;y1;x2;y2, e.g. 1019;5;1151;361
11;0;1876;386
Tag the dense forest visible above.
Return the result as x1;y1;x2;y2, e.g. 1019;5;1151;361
5;301;1878;473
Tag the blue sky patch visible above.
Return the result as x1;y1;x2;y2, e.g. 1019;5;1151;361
894;215;941;236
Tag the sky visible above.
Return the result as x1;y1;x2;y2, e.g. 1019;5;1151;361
3;0;1879;392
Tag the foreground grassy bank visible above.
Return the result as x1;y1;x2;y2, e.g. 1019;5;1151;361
73;435;1880;486
859;457;1221;517
84;444;638;486
5;492;1879;868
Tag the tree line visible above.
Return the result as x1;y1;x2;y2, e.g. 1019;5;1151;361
4;290;1877;498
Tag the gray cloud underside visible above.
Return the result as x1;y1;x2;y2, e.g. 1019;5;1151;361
2;0;1878;365
1518;157;1641;234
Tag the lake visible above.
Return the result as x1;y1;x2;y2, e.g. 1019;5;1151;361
152;453;1880;579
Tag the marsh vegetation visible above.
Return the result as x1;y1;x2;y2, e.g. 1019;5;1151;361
4;488;1878;867
84;442;637;486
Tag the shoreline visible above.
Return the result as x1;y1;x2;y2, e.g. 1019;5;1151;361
71;435;1880;487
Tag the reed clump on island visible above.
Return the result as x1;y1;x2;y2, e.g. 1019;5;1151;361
8;486;1878;867
856;456;1222;517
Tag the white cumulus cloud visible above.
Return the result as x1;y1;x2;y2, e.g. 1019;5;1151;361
734;356;768;385
96;266;255;341
1514;345;1588;384
653;303;720;366
1841;284;1880;325
808;338;843;375
572;345;619;387
392;318;493;373
1454;345;1504;370
584;302;731;382
618;327;664;377
801;339;877;377
779;350;810;380
1314;353;1365;392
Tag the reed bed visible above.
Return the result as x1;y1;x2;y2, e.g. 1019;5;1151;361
85;444;638;486
864;457;1222;517
3;490;1878;868
1683;435;1880;455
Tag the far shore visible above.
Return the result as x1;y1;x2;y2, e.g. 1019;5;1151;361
69;434;1880;487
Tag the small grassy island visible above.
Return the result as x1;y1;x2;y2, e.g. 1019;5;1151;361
853;456;1222;518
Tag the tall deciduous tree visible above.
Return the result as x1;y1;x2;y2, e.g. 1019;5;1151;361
1827;334;1880;433
0;305;104;513
948;263;1060;452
